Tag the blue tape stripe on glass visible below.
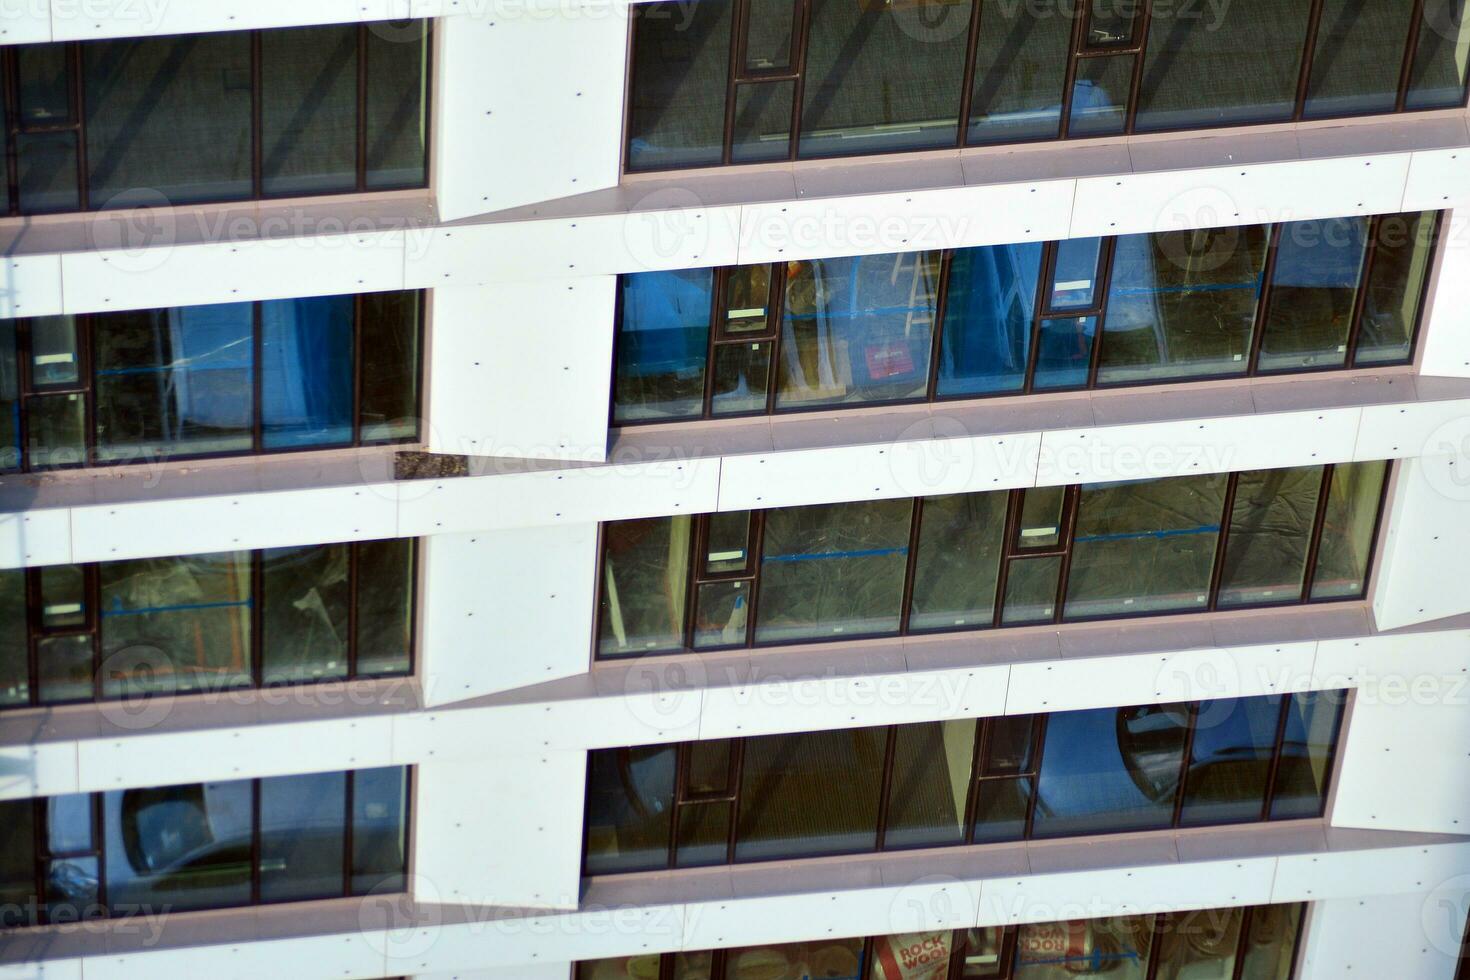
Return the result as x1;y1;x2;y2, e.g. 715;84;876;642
764;547;909;563
1110;281;1259;295
1074;525;1220;544
1021;948;1141;969
95;363;250;378
101;598;252;618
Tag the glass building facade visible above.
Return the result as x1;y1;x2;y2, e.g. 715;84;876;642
579;902;1307;979
612;214;1437;424
596;463;1388;658
0;539;416;710
585;693;1344;873
626;0;1470;170
0;290;423;472
0;22;431;214
0;767;409;927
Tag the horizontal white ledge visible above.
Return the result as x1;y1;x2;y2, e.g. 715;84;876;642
4;828;1464;977
0;372;1463;569
0;115;1465;319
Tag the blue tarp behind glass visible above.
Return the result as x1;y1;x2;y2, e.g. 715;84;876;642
614;269;713;422
261;295;355;449
937;241;1042;397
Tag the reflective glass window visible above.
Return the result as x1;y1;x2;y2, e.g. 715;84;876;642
584;746;676;874
261;295;355;449
599;516;692;656
1305;0;1418;118
908;491;1008;631
0;570;26;707
1239;903;1304;978
627;2;733;170
260;25;359;196
349;766;408;894
0;321;17;471
259;771;347;903
614;271;713;422
363;22;431;190
0;800;37;928
1269;692;1343;819
1179;697;1281;826
1257;218;1369;372
1014;915;1154;979
358;291;422;442
261;545;351;685
1357;212;1436;364
936;243;1042;397
1406;0;1470;107
1311;460;1387;599
355;538;415;676
1216;467;1324;608
884;720;978;849
967;0;1071;145
1152;907;1244;978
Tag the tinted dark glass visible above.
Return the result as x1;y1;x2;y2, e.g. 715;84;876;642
614;270;713;422
261;296;355;449
359;291;423;442
1258;218;1369;371
261;545;352;684
1069;55;1133;137
1311;460;1387;599
710;341;772;416
627;1;733;169
1032;316;1096;389
0;800;37;927
1179;697;1281;825
259;771;347;902
1304;0;1417;118
884;720;977;848
731;81;794;163
936;243;1042;396
349;766;408;893
355;538;415;676
16;131;80;213
36;635;94;703
1357;212;1435;364
909;491;1008;630
0;321;17;471
363;22;430;190
0;570;26;707
1269;692;1343;819
585;746;676;874
1406;0;1470;107
1216;467;1323;608
598;516;692;656
260;25;359;196
968;0;1071;144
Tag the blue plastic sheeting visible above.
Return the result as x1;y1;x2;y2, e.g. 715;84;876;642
617;269;712;379
763;546;908;563
937;241;1042;397
261;295;355;449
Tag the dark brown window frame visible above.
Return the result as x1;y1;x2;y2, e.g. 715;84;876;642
610;212;1440;427
9;767;412;928
575;900;1310;980
2;290;427;474
4;538;419;712
583;691;1347;874
0;20;433;216
593;463;1391;660
624;0;1470;173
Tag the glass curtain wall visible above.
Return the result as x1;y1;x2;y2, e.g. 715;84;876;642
626;0;1470;170
0;22;430;214
610;213;1437;424
596;462;1389;659
0;768;409;927
0;539;416;710
584;693;1344;873
0;290;423;472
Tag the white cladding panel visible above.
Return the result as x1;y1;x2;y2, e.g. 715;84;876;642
47;0;401;41
0;509;71;569
435;7;627;221
1298;893;1460;980
0;255;64;319
0;742;80;800
419;525;597;707
413;753;585;909
428;277;616;461
1372;454;1470;629
1419;213;1470;378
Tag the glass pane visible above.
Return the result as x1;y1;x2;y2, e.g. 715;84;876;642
0;570;28;707
350;767;408;894
968;0;1071;144
84;33;252;207
870;929;966;979
585;746;676;874
358;291;422;442
26;393;86;468
1001;556;1061;625
0;799;37;928
1257;217;1369;372
971;776;1032;843
1049;238;1102;311
798;0;973;158
672;951;717;980
1014;916;1154;978
104;780;254;914
1153;907;1243;979
36;635;94;704
1239;903;1304;979
40;564;86;630
884;720;977;849
985;716;1038;775
599;516;692;656
1032;316;1097;390
1135;0;1310;131
1179;697;1281;826
261;544;351;684
259;771;347;902
1406;0;1470;108
1088;0;1140;46
729;939;865;980
355;538;415;676
0;321;18;471
16;45;72;125
614;270;713;423
777;253;940;409
735;727;886;860
261;296;355;449
577;958;661;980
627;1;733;170
47;794;94;854
953;927;1007;977
363;22;430;190
706;511;754;574
30;316;80;387
746;0;795;70
724;265;772;334
674;801;731;867
1017;486;1065;549
754;499;912;643
731;81;793;163
687;739;734;795
710;342;772;416
99;552;253;697
45;855;98;922
1063;474;1227;619
16;131;80;214
261;25;359;196
908;491;1008;631
1269;691;1344;820
692;580;751;649
93;304;255;464
936;242;1042;397
1098;226;1269;384
1068;55;1133;137
1311;460;1387;600
1217;467;1323;608
1032;703;1190;837
1356;212;1435;365
1304;0;1417;118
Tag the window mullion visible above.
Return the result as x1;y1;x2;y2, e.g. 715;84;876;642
1169;702;1201;828
1258;694;1295;820
1206;472;1241;610
1298;464;1337;602
1292;0;1331;119
1396;0;1430;112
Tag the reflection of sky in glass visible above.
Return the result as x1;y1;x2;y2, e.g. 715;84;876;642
1033;706;1184;835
